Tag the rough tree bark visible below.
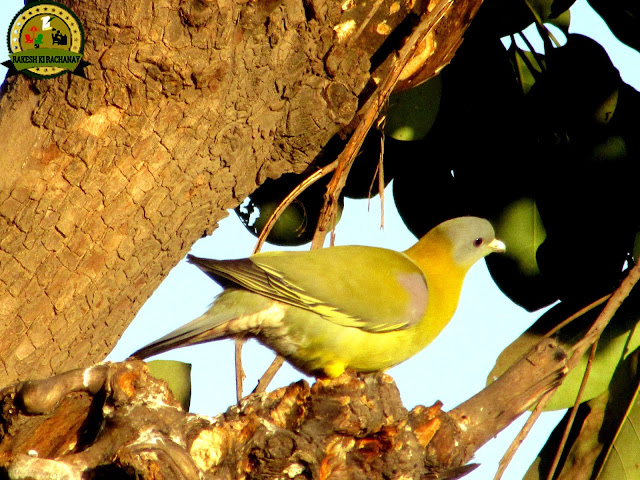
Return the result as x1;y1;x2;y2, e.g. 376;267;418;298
0;338;567;479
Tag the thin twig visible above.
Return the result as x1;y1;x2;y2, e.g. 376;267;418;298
544;294;611;339
569;263;640;366
377;131;385;228
546;340;599;480
516;32;539;58
235;339;246;404
494;387;558;480
366;150;381;210
364;132;385;222
253;356;286;394
253;164;339;254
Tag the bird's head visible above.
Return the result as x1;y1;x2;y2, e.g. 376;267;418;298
405;217;505;271
438;216;505;268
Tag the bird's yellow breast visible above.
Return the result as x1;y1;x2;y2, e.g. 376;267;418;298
264;237;468;378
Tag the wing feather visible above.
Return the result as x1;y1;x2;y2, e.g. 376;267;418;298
187;246;428;332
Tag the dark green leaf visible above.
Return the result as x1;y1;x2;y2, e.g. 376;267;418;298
594;351;640;479
384;76;442;141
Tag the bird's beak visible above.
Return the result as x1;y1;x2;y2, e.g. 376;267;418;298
488;239;506;253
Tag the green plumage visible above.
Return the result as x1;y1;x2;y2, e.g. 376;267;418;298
192;247;429;332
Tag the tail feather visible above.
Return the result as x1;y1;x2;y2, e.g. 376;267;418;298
130;289;281;360
130;311;234;359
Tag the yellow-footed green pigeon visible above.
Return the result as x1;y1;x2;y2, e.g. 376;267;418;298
132;216;505;377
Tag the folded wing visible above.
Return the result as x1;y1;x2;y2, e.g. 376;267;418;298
188;246;429;333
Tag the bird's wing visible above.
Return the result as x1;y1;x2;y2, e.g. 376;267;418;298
187;246;429;333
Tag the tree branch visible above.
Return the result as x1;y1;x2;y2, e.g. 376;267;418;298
0;334;568;479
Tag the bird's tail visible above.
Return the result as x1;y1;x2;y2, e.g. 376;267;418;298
129;310;235;360
129;289;277;360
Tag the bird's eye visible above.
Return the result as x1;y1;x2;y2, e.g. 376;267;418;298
473;238;484;247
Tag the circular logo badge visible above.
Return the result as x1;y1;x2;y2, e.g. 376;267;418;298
6;0;86;79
